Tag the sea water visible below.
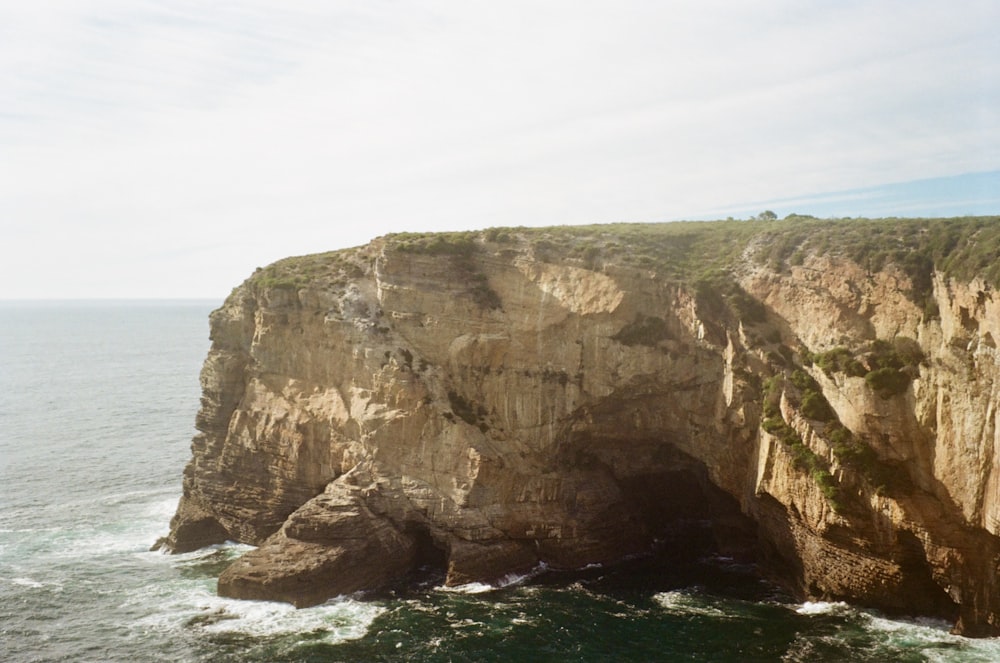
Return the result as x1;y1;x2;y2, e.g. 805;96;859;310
2;301;999;662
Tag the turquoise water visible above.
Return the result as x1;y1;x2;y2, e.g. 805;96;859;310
2;301;999;662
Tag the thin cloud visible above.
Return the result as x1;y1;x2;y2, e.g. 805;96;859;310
2;1;998;298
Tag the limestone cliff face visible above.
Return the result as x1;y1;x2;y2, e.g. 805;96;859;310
164;224;1000;636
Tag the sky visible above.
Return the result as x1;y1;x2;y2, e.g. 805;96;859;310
2;1;999;300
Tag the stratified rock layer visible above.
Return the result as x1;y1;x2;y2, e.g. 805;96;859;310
165;224;1000;635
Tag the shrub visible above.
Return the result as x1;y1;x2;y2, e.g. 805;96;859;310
814;347;866;377
892;336;925;366
790;369;819;391
393;231;477;256
484;227;514;243
693;271;767;323
762;416;787;435
801;392;835;421
762;376;782;418
830;426;872;465
812;338;920;399
865;367;910;398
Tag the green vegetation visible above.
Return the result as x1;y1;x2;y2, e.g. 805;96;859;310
786;369;835;421
865;368;911;397
248;249;368;292
829;424;877;469
386;216;999;324
763;360;904;501
761;362;913;506
762;375;783;418
760;373;842;509
386;231;503;310
751;216;1000;307
761;411;842;509
253;217;999;307
387;220;769;294
801;391;835;421
808;347;866;377
693;270;767;323
807;337;923;399
393;231;479;256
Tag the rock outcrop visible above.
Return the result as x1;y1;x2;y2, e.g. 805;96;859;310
162;219;1000;636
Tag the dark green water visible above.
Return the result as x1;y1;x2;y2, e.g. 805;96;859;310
2;302;998;662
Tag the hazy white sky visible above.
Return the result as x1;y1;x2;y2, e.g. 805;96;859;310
2;0;999;299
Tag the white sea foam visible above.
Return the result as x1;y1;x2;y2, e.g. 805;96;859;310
135;540;254;567
865;613;952;634
439;581;496;594
787;606;1000;662
859;613;1000;662
131;581;384;643
795;600;851;615
448;618;486;630
653;590;730;619
44;493;184;559
52;527;155;558
3;575;64;592
126;538;382;643
139;495;182;522
0;526;65;534
201;597;384;640
437;563;547;594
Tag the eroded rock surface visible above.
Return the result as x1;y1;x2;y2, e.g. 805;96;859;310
163;223;1000;636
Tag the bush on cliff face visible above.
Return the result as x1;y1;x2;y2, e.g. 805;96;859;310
810;347;866;377
861;338;922;398
762;376;782;418
889;336;925;367
785;369;837;422
761;413;843;510
801;392;836;421
808;338;922;399
762;362;896;504
865;367;911;398
693;271;767;324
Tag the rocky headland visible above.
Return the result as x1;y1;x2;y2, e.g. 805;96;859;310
160;217;1000;636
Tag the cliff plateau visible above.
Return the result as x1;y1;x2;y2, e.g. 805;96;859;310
161;218;1000;636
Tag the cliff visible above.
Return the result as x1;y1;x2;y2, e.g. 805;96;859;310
162;217;1000;636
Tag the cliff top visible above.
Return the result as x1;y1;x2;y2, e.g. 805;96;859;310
247;216;1000;310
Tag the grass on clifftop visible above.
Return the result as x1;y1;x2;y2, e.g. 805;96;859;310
385;216;1000;295
248;216;1000;303
247;247;372;292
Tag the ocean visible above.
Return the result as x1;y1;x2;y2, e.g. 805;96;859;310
2;300;999;662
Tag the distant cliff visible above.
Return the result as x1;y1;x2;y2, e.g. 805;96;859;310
162;217;1000;636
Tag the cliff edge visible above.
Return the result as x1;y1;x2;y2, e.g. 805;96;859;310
162;218;1000;636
